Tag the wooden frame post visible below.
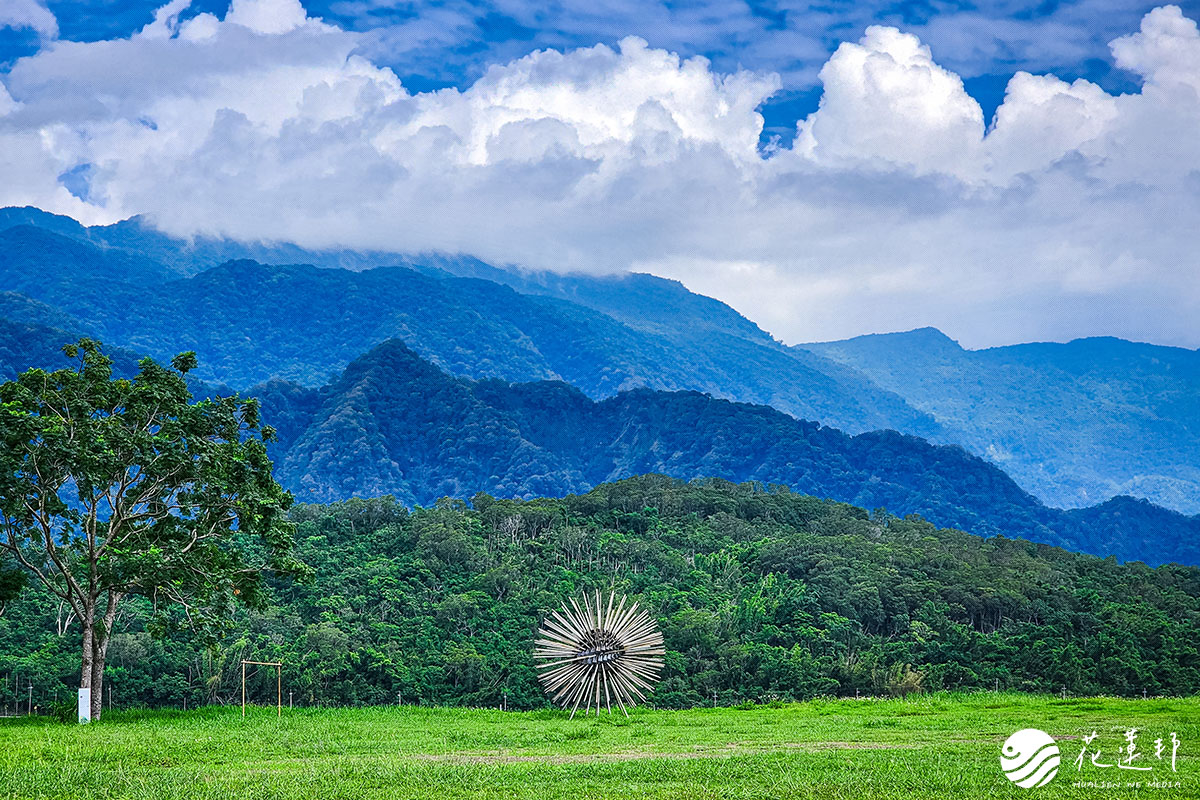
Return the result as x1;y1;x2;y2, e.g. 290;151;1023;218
241;660;283;719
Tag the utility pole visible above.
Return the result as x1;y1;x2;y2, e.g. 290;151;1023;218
290;692;294;709
27;681;32;715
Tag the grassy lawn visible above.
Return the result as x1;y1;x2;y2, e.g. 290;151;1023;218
0;693;1195;799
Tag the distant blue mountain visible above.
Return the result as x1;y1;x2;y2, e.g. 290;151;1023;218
3;205;1199;535
0;210;938;438
0;207;815;347
801;329;1200;514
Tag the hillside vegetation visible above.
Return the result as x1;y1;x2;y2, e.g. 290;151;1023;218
3;331;1190;565
3;477;1197;715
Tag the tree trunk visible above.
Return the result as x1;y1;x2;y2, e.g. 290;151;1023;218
79;602;96;720
90;636;105;720
89;591;121;721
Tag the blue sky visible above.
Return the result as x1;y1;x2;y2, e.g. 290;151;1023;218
5;0;1196;144
2;1;1200;349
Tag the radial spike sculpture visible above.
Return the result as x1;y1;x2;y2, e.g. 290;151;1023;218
534;590;665;718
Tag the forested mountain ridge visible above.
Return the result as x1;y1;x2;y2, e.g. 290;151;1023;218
0;206;775;345
5;206;1200;521
256;339;1199;567
1;315;1193;567
1065;496;1200;566
801;328;1200;514
3;478;1196;710
0;215;937;437
0;316;233;404
0;316;142;381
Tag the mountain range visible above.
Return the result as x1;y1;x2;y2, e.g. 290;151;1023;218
802;329;1200;513
247;338;1199;567
0;210;937;437
1;206;1198;565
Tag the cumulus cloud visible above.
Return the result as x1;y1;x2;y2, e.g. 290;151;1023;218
397;37;779;167
1111;4;1200;87
316;0;1180;107
0;81;16;116
794;26;985;177
225;0;312;35
984;72;1118;178
1;1;1199;349
0;0;57;39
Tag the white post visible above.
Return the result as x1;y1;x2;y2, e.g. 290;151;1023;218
78;688;91;724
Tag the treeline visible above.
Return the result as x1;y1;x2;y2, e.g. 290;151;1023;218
1;476;1197;713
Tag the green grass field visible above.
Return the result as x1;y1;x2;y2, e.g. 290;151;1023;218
0;694;1195;799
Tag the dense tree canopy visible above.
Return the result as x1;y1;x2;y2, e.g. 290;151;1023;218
1;477;1195;715
0;557;23;617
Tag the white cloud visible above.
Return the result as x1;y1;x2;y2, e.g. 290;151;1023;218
794;26;985;177
0;0;57;39
225;0;312;35
140;0;196;40
394;37;779;167
0;80;16;116
1111;4;1200;90
315;0;1173;103
1;1;1200;348
984;72;1117;178
179;13;221;41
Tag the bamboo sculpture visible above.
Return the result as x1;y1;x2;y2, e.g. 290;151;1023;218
533;590;665;718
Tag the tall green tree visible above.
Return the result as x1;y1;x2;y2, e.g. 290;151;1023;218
0;340;298;720
0;556;24;616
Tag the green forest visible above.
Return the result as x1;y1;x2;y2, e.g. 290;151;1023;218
3;476;1197;715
